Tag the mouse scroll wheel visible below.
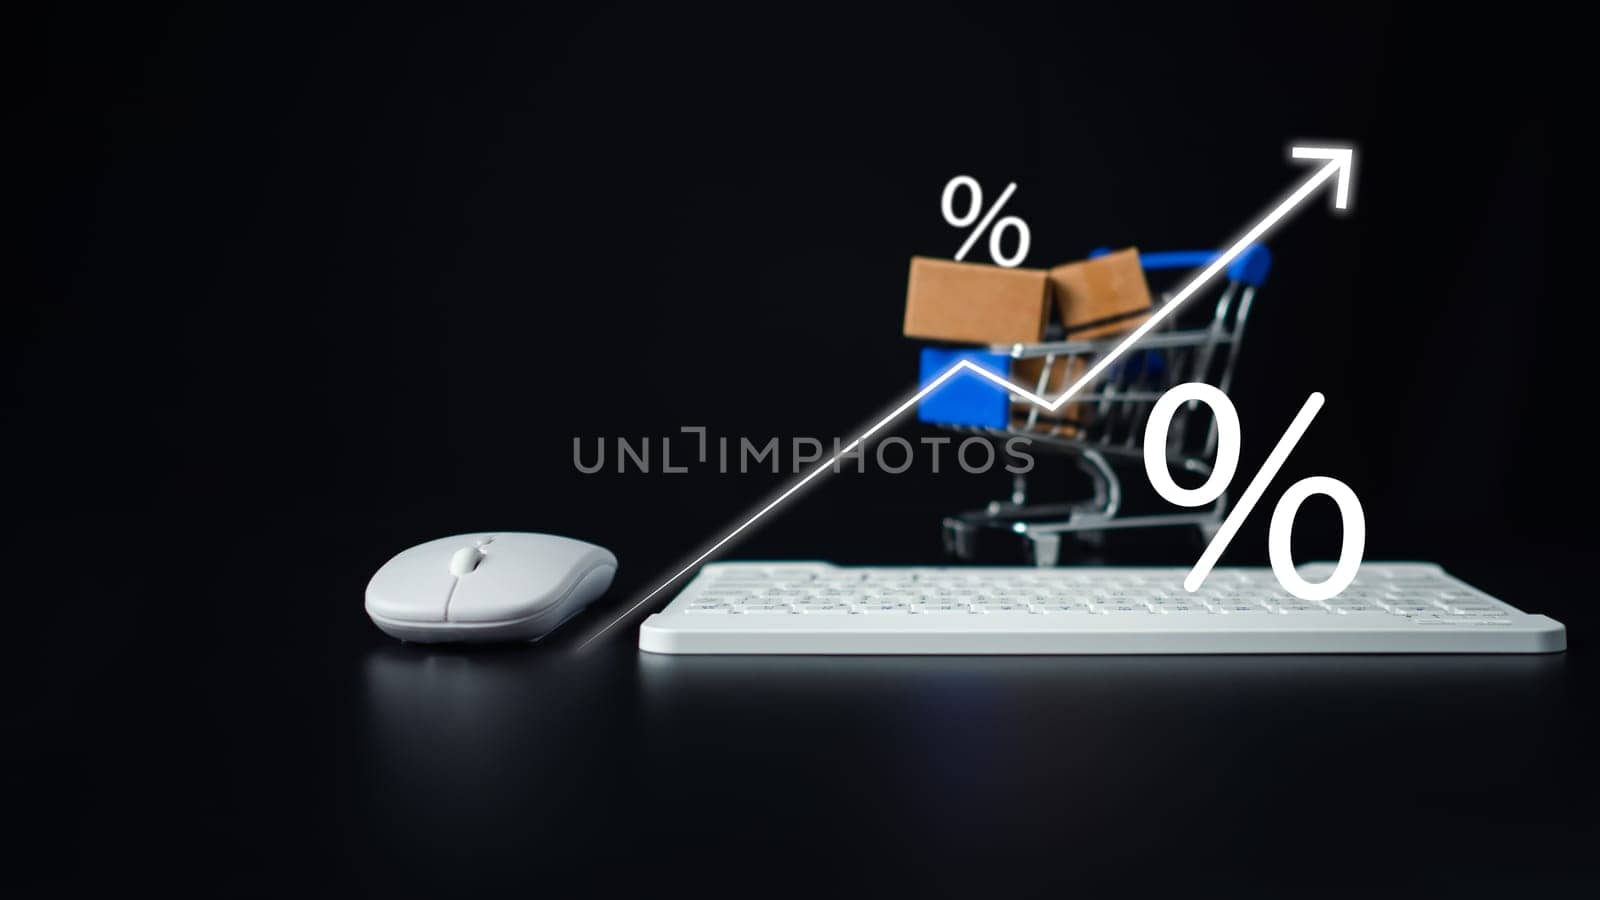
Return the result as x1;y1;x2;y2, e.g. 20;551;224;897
449;546;486;577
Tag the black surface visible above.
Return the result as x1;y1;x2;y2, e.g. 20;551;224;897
33;2;1596;895
33;542;1600;896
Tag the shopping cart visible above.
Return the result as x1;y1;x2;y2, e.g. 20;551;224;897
917;245;1271;566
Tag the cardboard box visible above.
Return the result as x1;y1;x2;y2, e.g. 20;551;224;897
1012;355;1094;436
903;249;1154;346
903;257;1053;345
1047;247;1153;339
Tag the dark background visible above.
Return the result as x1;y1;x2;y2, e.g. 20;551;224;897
31;1;1595;895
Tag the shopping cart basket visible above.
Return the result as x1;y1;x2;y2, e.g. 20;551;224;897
917;245;1272;566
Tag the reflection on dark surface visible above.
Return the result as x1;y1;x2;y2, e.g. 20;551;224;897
353;646;1591;895
636;650;1570;695
356;646;635;894
636;653;1579;862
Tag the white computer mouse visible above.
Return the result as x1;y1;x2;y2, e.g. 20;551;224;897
365;532;617;643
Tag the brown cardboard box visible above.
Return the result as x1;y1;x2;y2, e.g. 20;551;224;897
1011;355;1094;436
902;257;1053;345
1047;247;1153;339
903;249;1153;346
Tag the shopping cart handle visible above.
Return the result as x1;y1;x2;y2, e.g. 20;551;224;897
1090;245;1271;288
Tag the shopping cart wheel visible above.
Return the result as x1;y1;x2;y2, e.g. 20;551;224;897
1028;533;1061;567
941;515;979;560
942;505;1097;566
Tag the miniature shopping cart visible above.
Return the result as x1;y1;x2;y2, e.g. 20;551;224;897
918;245;1271;566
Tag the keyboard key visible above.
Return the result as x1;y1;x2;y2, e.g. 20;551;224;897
1092;588;1135;597
657;565;1555;655
913;603;972;613
852;604;912;615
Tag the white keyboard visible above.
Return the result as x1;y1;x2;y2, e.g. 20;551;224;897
638;562;1566;655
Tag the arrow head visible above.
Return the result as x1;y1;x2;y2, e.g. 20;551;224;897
1291;145;1355;211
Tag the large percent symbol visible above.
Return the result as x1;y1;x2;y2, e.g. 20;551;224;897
1143;384;1366;601
941;175;1031;267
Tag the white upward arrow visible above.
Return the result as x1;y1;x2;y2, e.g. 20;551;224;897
1291;146;1355;210
581;145;1357;648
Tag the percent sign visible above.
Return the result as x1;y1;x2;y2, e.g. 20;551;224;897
1144;384;1366;601
941;175;1031;267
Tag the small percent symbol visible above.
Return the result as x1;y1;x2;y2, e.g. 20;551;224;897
1144;384;1366;601
941;175;1031;267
